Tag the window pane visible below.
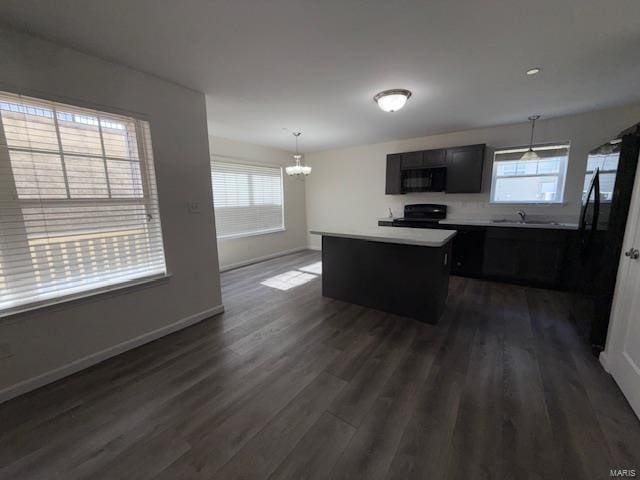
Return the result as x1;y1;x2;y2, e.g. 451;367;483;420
251;174;282;205
211;162;284;238
65;156;109;198
9;151;67;199
58;111;103;156
492;145;569;203
586;153;619;172
599;173;617;201
213;172;250;207
495;158;560;177
538;158;560;174
583;152;619;201
603;155;619;171
493;176;559;202
0;102;59;151
18;204;161;301
101;118;139;160
107;159;143;198
0;91;166;316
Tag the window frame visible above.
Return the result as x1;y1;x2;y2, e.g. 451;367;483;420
0;91;168;319
489;143;570;205
211;159;286;240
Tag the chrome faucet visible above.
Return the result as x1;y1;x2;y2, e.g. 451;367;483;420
517;210;526;223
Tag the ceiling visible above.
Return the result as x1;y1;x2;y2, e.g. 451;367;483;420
2;0;639;151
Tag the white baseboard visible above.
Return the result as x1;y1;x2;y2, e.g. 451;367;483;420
307;244;321;251
0;304;224;405
219;246;309;272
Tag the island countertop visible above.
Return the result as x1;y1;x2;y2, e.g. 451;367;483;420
310;226;456;247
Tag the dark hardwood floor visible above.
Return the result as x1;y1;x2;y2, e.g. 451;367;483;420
1;250;639;479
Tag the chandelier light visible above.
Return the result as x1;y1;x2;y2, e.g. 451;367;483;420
285;132;311;177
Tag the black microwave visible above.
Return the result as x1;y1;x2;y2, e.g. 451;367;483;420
401;167;446;193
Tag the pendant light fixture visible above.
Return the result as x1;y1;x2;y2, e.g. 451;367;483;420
521;115;541;160
373;89;412;113
285;132;311;177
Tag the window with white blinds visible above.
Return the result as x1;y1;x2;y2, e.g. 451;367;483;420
490;144;570;204
211;161;284;239
0;91;167;317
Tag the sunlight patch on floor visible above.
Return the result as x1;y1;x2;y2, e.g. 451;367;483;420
299;261;322;275
260;270;317;291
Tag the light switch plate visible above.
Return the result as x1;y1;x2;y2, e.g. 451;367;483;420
187;201;201;214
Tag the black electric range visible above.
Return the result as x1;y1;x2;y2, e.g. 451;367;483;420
392;204;447;228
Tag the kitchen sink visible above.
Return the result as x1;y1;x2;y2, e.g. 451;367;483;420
491;219;560;226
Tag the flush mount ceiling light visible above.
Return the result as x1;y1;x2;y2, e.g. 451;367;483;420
373;89;412;113
526;67;542;76
285;132;311;177
521;115;541;160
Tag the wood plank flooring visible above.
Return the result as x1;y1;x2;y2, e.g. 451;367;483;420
1;250;639;479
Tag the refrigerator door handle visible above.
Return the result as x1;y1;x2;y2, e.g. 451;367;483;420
579;168;601;258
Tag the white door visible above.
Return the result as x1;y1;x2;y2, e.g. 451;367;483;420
603;163;640;418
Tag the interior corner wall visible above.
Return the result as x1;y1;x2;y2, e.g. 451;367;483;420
0;28;223;402
304;104;640;249
209;136;308;271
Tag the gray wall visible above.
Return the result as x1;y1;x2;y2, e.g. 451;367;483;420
209;136;308;270
305;104;640;248
0;29;223;400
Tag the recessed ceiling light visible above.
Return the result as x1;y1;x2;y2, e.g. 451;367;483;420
526;67;542;76
373;89;412;113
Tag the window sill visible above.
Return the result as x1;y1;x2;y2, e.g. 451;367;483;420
0;273;172;322
218;227;287;241
489;201;568;206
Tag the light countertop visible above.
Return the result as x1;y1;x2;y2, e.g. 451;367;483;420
438;218;579;230
310;226;456;247
377;218;578;230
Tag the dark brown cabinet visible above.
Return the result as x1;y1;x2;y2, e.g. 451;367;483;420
385;154;402;194
385;143;485;194
444;144;485;193
481;228;569;287
379;219;577;290
450;228;485;277
400;151;424;169
424;149;446;167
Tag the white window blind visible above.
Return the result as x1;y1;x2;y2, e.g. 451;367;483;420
0;92;167;316
490;144;570;204
211;161;284;239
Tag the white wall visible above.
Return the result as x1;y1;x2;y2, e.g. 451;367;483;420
0;29;223;401
305;104;640;248
209;136;308;270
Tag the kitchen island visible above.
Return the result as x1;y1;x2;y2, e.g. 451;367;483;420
310;227;456;324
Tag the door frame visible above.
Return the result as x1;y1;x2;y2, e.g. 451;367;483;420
600;153;640;415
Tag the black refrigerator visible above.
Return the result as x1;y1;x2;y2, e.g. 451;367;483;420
570;123;640;354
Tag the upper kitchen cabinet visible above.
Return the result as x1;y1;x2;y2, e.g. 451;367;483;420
385;144;485;194
424;148;446;168
400;151;424;169
444;144;485;193
385;153;402;194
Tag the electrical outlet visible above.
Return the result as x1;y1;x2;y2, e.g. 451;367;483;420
187;201;201;214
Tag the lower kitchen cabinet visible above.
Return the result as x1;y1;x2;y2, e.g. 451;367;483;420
481;228;570;288
450;228;485;277
383;220;577;290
